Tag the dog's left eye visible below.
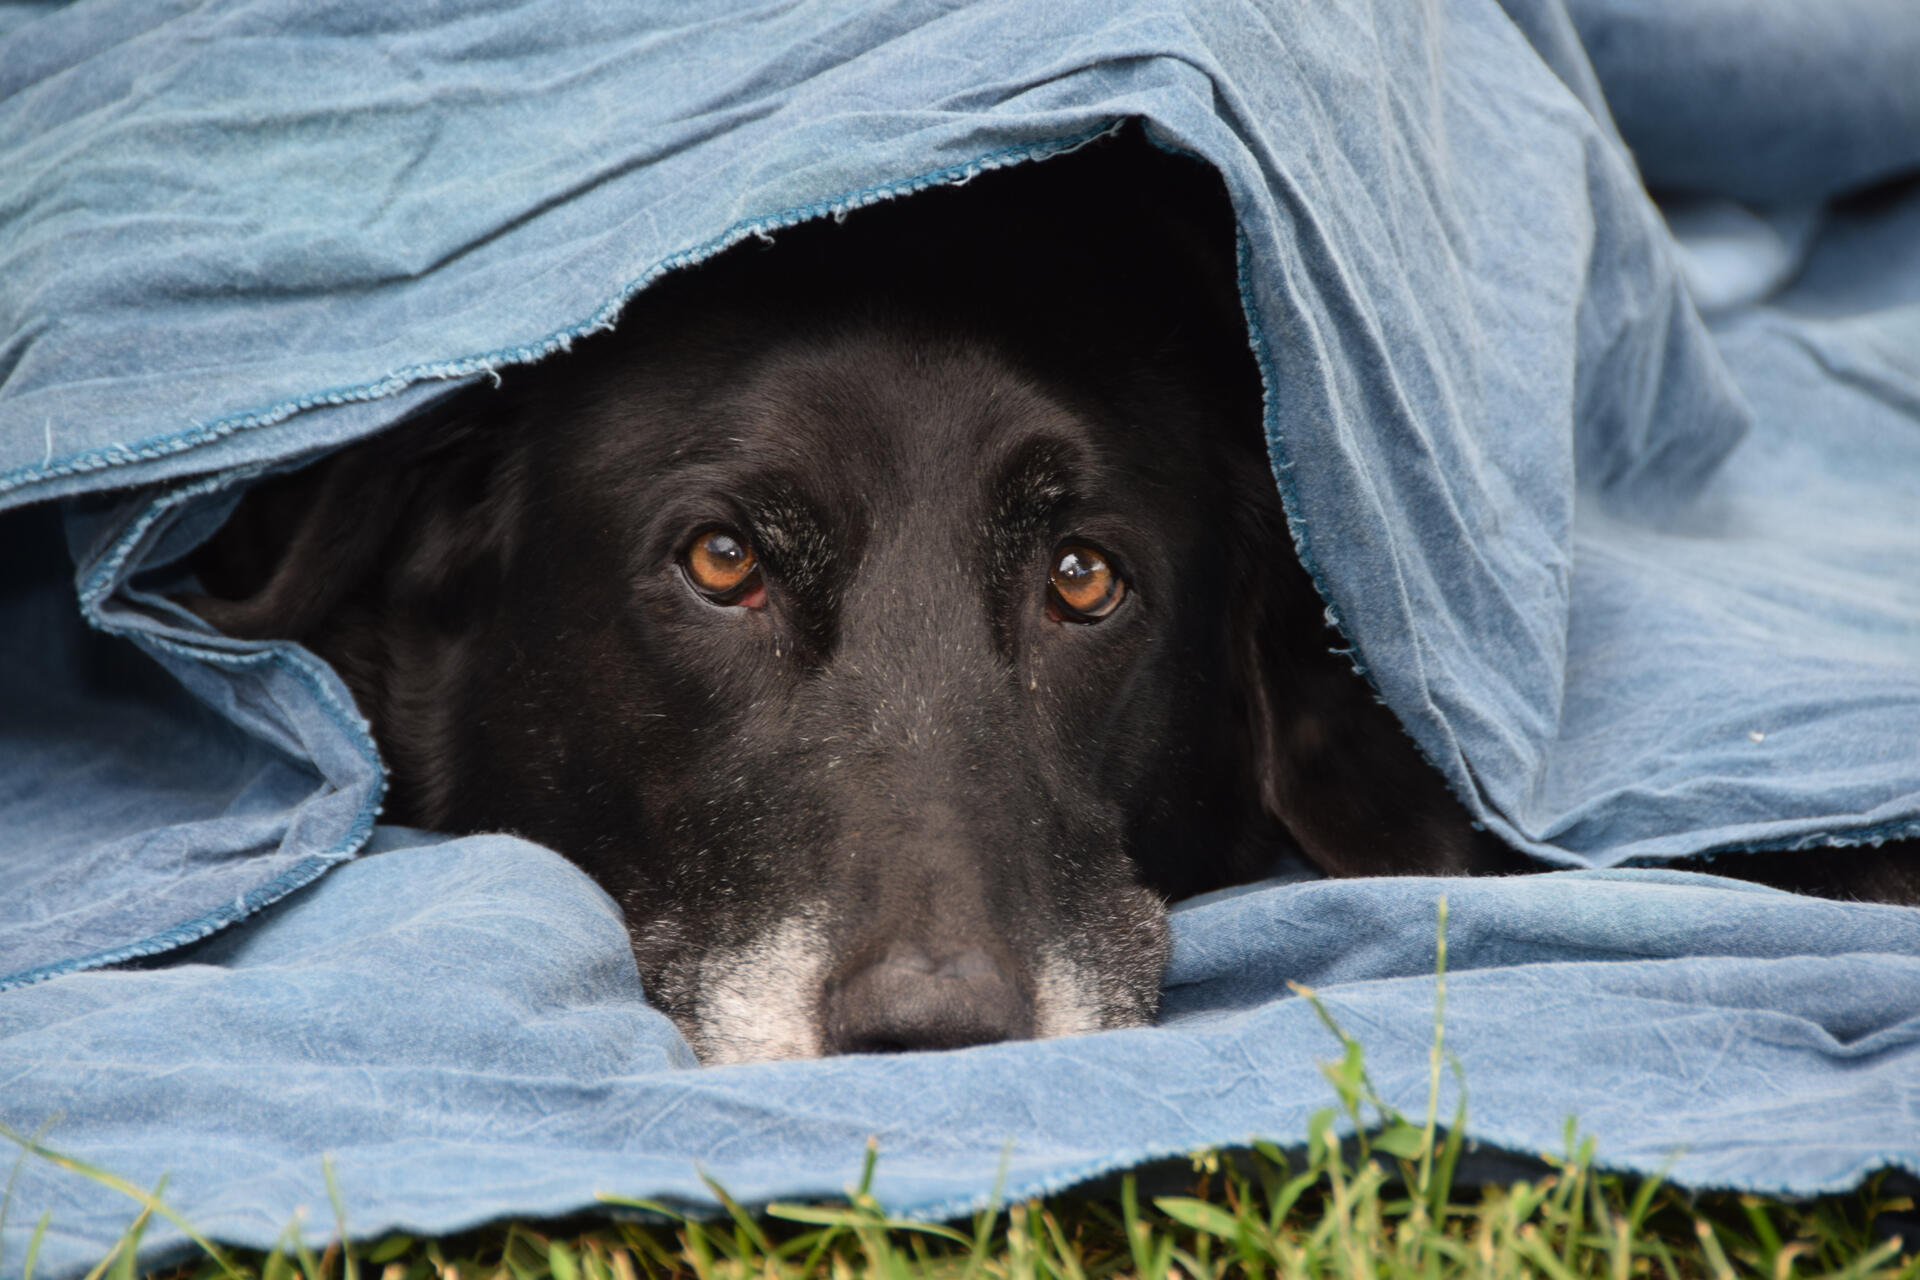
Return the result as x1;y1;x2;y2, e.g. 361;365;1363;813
1048;543;1124;622
682;528;766;608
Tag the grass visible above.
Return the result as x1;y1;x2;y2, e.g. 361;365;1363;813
97;1133;1910;1280
7;899;1915;1280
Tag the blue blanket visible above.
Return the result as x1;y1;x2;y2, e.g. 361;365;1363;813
3;0;1919;1274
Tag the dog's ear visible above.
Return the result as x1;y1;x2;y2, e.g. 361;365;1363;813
1229;496;1530;878
183;397;505;645
186;443;409;643
183;396;522;830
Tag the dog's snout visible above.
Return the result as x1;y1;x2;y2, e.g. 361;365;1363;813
826;941;1031;1054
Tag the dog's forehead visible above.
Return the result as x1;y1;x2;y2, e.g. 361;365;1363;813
628;323;1141;534
744;328;1093;476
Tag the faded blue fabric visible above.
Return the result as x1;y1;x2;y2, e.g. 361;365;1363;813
6;844;1920;1277
2;0;1919;1274
1565;0;1920;205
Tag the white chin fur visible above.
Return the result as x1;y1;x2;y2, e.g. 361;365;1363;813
691;916;831;1064
690;923;1139;1064
1032;950;1116;1039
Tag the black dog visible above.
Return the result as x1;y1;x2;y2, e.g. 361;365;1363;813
186;135;1914;1062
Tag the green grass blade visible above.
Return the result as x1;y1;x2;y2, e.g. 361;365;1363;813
323;1155;358;1280
766;1203;971;1246
0;1121;246;1280
1036;1206;1087;1280
367;1236;414;1265
679;1215;716;1278
291;1219;323;1280
592;1194;683;1220
1428;1078;1468;1225
1270;1166;1321;1235
765;1203;856;1227
1120;1174;1156;1280
80;1237;125;1280
699;1171;776;1256
1;1117;61;1280
261;1232;294;1280
105;1179;162;1280
961;1138;1013;1280
1827;1233;1907;1280
1418;894;1449;1198
89;1175;164;1280
1154;1196;1239;1237
1371;1124;1425;1160
21;1209;51;1280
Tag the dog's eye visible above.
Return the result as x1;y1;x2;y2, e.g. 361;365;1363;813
1048;544;1124;621
683;528;765;606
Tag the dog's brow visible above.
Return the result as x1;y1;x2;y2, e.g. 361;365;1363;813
976;436;1088;621
990;437;1079;535
742;478;839;593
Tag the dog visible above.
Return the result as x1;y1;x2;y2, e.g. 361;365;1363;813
185;133;1916;1063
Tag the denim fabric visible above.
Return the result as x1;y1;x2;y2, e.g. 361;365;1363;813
1565;0;1920;204
0;503;383;990
3;0;1919;1274
5;843;1918;1276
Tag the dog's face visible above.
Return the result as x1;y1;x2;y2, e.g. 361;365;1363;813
455;316;1252;1061
188;138;1511;1061
217;307;1276;1062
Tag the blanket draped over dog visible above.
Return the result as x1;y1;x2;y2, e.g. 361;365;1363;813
4;0;1919;1272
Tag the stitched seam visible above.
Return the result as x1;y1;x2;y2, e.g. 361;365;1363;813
0;123;1123;499
0;854;350;993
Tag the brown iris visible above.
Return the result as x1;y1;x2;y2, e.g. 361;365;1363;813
683;528;763;605
1049;543;1123;621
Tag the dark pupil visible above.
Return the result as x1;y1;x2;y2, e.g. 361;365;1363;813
705;533;746;567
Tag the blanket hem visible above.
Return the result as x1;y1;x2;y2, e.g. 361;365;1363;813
0;125;1127;506
0;470;387;992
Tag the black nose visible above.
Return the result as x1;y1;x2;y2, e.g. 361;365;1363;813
826;941;1032;1054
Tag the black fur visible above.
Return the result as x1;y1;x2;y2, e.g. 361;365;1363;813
185;134;1915;1060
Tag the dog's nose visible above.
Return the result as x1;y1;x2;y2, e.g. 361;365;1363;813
826;942;1032;1054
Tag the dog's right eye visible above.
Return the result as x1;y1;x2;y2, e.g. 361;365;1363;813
1048;543;1124;622
682;528;765;607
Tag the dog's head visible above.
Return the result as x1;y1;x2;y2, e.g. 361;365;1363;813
188;136;1494;1061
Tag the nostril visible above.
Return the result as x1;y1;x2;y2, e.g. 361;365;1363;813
827;944;1032;1055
